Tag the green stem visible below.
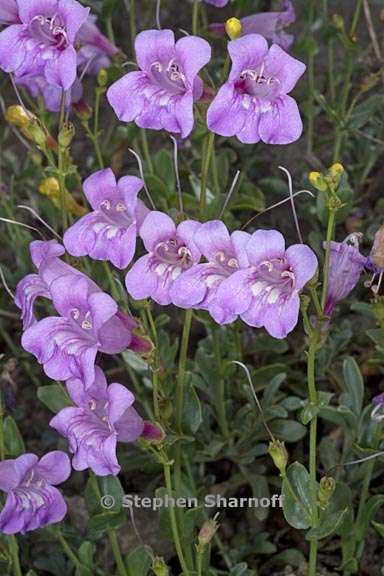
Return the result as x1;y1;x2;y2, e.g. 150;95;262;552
0;391;5;461
307;333;319;576
199;132;215;220
192;0;199;35
162;457;191;576
146;305;161;420
90;474;127;576
93;88;105;169
333;0;363;162
196;547;204;576
129;0;136;56
212;328;229;438
56;531;82;571
9;537;22;576
140;128;154;173
176;309;193;435
321;210;336;310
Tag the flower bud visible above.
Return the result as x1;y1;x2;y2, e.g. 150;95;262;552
97;68;108;87
309;171;327;192
198;516;219;547
39;177;60;198
326;162;345;188
141;421;165;443
332;14;345;31
28;120;47;146
152;557;169;576
58;122;75;148
268;440;288;475
225;17;242;40
318;476;336;510
5;105;31;128
73;100;93;121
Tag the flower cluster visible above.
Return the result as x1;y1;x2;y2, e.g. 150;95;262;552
0;0;118;112
8;236;162;531
107;26;305;143
61;169;318;340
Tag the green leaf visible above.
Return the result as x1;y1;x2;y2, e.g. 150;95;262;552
98;476;125;512
300;403;319;425
371;521;384;537
3;416;25;457
269;419;307;442
349;94;384;130
183;375;202;434
126;545;152;576
37;384;72;413
282;462;312;529
306;508;348;540
88;511;126;535
341;357;364;416
367;328;384;350
355;495;384;540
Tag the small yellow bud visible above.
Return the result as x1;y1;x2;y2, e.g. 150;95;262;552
5;105;32;129
225;17;242;40
28;120;47;146
309;171;327;192
97;68;108;87
152;557;169;576
39;177;60;198
329;163;344;178
268;440;288;475
318;476;336;510
58;122;75;148
38;177;86;217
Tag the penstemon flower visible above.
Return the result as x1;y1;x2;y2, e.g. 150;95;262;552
76;15;119;75
63;168;149;270
107;29;211;138
214;229;318;338
0;0;90;90
209;1;296;50
323;235;368;316
21;273;142;388
0;451;70;534
126;211;201;305
50;367;147;476
170;220;250;323
207;34;306;144
15;239;72;329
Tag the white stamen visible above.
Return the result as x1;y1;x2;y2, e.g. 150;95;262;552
116;202;126;212
71;308;80;320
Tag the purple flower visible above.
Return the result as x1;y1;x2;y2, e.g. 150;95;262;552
15;239;72;329
76;15;118;75
126;211;201;305
0;0;90;90
209;1;296;51
372;393;384;421
21;273;136;388
107;29;211;138
0;451;70;534
207;34;306;144
170;220;250;322
0;0;19;25
50;367;145;476
214;230;318;338
16;73;83;112
323;236;368;317
63;168;148;270
204;0;229;5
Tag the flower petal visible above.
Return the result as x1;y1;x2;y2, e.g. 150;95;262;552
175;35;211;85
228;34;268;82
139;211;176;252
125;254;158;300
246;229;285;266
36;451;71;485
135;29;175;72
83;168;118;210
263;43;306;94
107;71;147;122
285;244;318;290
259;95;303;145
